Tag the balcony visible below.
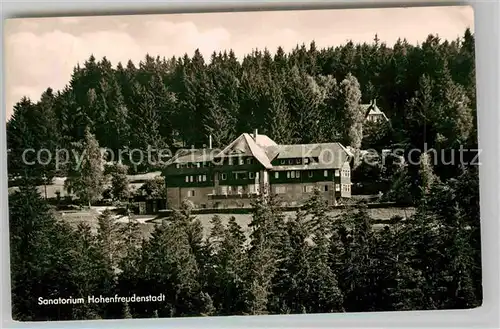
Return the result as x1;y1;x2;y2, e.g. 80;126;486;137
208;192;258;200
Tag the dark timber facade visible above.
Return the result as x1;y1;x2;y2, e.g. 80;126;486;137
163;131;353;209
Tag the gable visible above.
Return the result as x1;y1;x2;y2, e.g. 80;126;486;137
231;138;251;154
215;133;273;169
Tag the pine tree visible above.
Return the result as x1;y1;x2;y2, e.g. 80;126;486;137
203;67;239;147
122;302;133;319
269;210;311;314
96;209;121;271
69;223;109;319
139;220;201;317
418;151;438;197
283;66;324;143
205;216;247;315
9;185;74;320
243;194;284;315
263;75;295;144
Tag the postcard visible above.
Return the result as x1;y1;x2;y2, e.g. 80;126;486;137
4;5;480;321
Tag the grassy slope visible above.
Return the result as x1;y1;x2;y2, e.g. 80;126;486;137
57;207;415;241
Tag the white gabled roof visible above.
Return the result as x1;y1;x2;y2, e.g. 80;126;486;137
215;133;274;169
362;100;389;121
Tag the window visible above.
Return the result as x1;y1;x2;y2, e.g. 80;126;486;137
187;190;195;197
202;175;207;182
176;164;180;168
304;158;310;164
189;176;194;182
220;186;228;195
291;171;296;178
247;158;253;164
342;184;351;192
296;171;301;178
237;186;243;194
303;185;314;193
196;163;201;168
275;172;279;179
234;172;247;180
296;159;302;164
308;171;313;178
335;184;340;191
324;185;329;192
228;158;233;165
185;176;189;183
239;158;244;165
324;170;329;177
286;171;291;178
280;160;286;165
275;186;286;194
249;172;255;179
198;175;202;182
335;170;340;177
221;173;227;180
288;159;294;164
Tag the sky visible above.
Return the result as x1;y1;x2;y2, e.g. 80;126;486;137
4;6;474;120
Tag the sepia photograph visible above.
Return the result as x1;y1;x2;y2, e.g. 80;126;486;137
4;5;481;321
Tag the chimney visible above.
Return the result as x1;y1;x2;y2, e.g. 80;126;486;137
209;135;212;149
373;98;377;106
253;129;258;140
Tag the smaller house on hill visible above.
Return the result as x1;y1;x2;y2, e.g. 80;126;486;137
362;99;389;123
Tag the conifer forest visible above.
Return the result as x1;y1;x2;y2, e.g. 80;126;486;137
7;28;482;320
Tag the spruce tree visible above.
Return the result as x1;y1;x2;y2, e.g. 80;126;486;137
9;185;74;320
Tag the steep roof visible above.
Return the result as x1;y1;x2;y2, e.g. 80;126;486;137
214;133;274;169
254;134;278;148
266;143;351;169
362;100;389;121
166;132;351;170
